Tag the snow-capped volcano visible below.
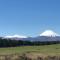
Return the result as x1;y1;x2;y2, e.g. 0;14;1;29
4;35;28;38
40;30;59;37
2;30;60;41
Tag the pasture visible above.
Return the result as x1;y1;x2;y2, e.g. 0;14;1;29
0;44;60;60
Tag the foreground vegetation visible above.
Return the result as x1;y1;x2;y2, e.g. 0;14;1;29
0;44;60;60
0;44;60;55
0;37;60;60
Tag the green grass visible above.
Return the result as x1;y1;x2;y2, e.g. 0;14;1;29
0;44;60;55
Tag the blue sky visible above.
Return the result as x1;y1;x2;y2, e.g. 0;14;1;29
0;0;60;36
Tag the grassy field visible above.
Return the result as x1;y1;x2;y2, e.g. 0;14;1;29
0;44;60;55
0;44;60;60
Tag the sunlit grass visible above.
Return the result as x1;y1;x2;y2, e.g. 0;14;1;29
0;44;60;55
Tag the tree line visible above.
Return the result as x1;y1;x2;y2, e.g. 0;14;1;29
0;38;60;47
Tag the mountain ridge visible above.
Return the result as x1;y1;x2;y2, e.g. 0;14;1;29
2;30;60;41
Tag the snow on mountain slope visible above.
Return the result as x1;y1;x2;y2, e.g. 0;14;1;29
4;35;28;38
40;30;59;37
3;30;60;41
